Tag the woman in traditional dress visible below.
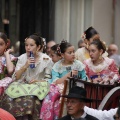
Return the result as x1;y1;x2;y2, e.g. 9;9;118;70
0;32;17;95
84;39;119;84
75;26;108;63
0;34;53;120
40;40;87;120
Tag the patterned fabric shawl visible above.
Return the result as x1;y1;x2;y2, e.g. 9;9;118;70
5;81;50;100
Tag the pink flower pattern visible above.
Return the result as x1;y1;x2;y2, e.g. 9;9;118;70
40;84;60;120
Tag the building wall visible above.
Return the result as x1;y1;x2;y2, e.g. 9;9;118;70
54;0;120;52
54;0;84;49
92;0;113;47
114;0;120;53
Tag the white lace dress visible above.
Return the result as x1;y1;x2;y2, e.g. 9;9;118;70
12;52;53;83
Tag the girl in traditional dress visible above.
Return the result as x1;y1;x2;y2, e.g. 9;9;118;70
84;39;119;84
0;32;17;95
75;27;108;63
40;40;87;120
0;34;53;120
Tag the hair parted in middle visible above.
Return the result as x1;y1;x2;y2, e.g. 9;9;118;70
25;33;44;50
90;38;106;54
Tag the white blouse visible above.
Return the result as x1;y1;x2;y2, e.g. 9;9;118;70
12;52;53;83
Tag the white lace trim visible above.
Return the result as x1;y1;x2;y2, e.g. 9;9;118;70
53;59;85;73
85;57;113;73
13;52;53;82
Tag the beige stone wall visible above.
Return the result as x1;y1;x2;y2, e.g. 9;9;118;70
54;0;84;49
92;0;113;47
54;0;120;52
114;0;120;53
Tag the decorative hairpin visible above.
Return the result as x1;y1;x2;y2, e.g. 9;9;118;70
25;37;28;41
60;39;67;44
42;38;46;49
57;46;61;54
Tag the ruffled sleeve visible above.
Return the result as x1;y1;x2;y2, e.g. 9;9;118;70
14;54;27;71
12;54;27;81
50;61;62;83
44;58;53;81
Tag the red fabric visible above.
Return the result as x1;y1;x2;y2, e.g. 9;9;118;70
0;87;4;95
0;108;16;120
84;58;119;79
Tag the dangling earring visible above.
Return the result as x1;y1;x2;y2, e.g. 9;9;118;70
36;50;39;56
86;43;89;49
99;54;102;60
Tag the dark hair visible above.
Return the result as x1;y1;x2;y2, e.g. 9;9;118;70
0;32;10;48
51;44;61;56
85;27;98;40
59;40;72;53
90;39;106;54
26;33;44;50
0;32;8;44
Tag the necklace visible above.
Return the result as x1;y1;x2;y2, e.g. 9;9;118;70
93;58;104;66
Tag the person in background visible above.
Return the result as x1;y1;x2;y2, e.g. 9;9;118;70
75;26;108;63
113;104;120;120
84;39;119;84
12;41;20;57
58;86;98;120
46;40;56;56
0;32;17;95
78;39;86;48
108;44;118;57
108;44;120;68
50;44;62;63
0;34;53;120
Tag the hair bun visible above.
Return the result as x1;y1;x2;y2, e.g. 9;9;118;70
60;39;67;44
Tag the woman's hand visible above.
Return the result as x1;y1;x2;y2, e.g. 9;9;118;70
25;57;35;68
29;80;39;84
29;79;45;84
24;57;35;68
71;70;78;77
4;49;13;56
